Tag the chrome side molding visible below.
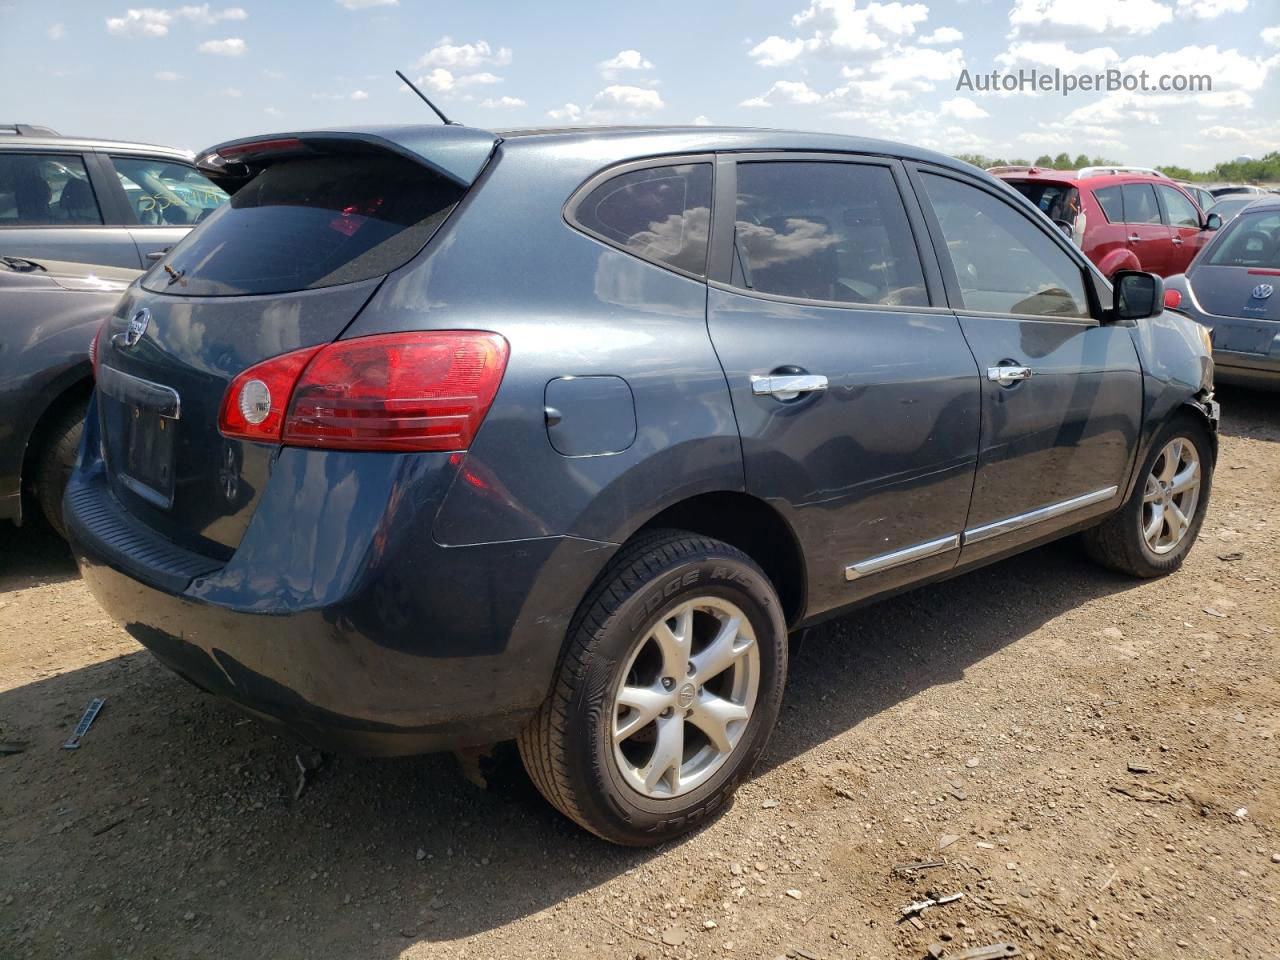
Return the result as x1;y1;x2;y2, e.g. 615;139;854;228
962;486;1118;545
844;485;1120;580
845;534;959;581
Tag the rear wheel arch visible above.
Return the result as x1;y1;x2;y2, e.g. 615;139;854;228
627;491;806;628
1098;249;1141;278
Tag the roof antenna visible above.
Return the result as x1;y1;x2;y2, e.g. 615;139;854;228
396;69;458;126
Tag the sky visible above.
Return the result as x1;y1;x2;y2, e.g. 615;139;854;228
1;0;1278;168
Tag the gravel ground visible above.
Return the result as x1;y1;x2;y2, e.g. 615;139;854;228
1;387;1276;960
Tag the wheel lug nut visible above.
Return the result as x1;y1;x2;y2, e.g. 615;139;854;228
661;677;675;690
660;707;674;718
686;663;695;677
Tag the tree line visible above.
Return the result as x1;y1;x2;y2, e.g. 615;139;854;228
954;151;1280;184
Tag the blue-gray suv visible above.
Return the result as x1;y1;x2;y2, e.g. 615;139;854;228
66;124;1218;845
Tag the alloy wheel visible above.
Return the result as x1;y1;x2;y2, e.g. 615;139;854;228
611;596;760;799
1141;437;1201;555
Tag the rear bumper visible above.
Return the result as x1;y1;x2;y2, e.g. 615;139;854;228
1213;348;1280;389
66;444;616;756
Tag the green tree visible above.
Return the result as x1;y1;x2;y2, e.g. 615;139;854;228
1053;152;1072;168
1073;153;1091;169
1034;154;1054;167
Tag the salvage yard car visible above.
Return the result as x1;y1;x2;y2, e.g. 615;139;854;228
0;123;229;269
67;124;1218;845
0;254;139;535
1164;195;1280;389
993;164;1219;279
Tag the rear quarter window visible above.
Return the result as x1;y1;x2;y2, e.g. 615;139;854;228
569;162;713;276
143;153;465;297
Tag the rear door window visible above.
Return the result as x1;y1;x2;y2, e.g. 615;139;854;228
111;155;229;227
143;153;466;297
920;172;1090;319
570;162;712;276
1121;184;1161;224
1093;185;1123;223
0;153;102;225
731;160;928;306
1156;185;1200;228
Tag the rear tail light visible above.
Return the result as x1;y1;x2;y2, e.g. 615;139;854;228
218;331;509;452
1164;289;1183;310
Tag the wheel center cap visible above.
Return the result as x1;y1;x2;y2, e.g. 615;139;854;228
676;683;696;708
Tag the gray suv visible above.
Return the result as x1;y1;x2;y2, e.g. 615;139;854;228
0;123;228;269
67;124;1218;845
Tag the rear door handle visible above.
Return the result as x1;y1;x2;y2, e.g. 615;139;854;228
987;364;1033;386
146;251;166;261
1128;234;1142;242
1171;236;1184;245
751;374;828;400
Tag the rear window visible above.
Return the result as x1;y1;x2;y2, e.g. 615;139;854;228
1121;183;1161;224
1205;211;1280;268
1094;185;1123;222
1009;181;1082;229
570;163;712;276
143;153;465;296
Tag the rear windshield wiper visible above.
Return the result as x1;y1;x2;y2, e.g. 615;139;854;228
1;255;46;272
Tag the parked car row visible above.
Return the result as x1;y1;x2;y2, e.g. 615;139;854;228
0;124;228;534
990;164;1221;279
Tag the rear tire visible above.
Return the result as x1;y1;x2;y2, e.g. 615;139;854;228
518;529;787;846
1082;414;1213;578
33;399;88;540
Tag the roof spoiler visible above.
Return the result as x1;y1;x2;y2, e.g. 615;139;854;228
196;125;500;188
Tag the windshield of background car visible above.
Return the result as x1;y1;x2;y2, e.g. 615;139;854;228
1008;181;1082;228
112;156;228;226
1204;211;1280;269
142;153;466;297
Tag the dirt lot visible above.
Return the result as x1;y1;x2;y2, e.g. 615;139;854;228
1;389;1277;960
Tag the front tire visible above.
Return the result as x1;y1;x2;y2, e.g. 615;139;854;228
518;530;787;846
1083;414;1213;577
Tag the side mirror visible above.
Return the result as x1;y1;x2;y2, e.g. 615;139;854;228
1204;213;1222;231
1113;270;1165;322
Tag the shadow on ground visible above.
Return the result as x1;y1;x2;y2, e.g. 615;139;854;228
1;390;1274;959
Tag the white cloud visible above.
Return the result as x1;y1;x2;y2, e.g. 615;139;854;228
416;38;511;70
835;44;964;101
175;4;246;24
548;102;583;122
692;115;712;125
154;70;181;81
198;36;245;56
337;0;397;7
996;41;1120;72
48;22;66;40
748;35;809;66
939;96;989;119
106;5;244;35
106;9;172;36
1263;26;1280;47
594;84;664;113
351;89;368;100
263;106;282;116
599;49;654;73
920;26;963;44
479;96;526;108
1008;0;1174;38
1176;0;1248;19
740;79;824;107
749;1;931;64
416;69;502;93
220;86;242;97
314;89;373;101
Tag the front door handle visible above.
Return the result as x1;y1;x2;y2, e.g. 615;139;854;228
987;364;1033;386
1128;234;1143;242
146;251;166;261
751;373;828;401
1171;236;1184;245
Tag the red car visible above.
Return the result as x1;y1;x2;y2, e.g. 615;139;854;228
991;165;1221;278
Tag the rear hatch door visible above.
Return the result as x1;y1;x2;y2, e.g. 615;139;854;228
94;127;496;557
